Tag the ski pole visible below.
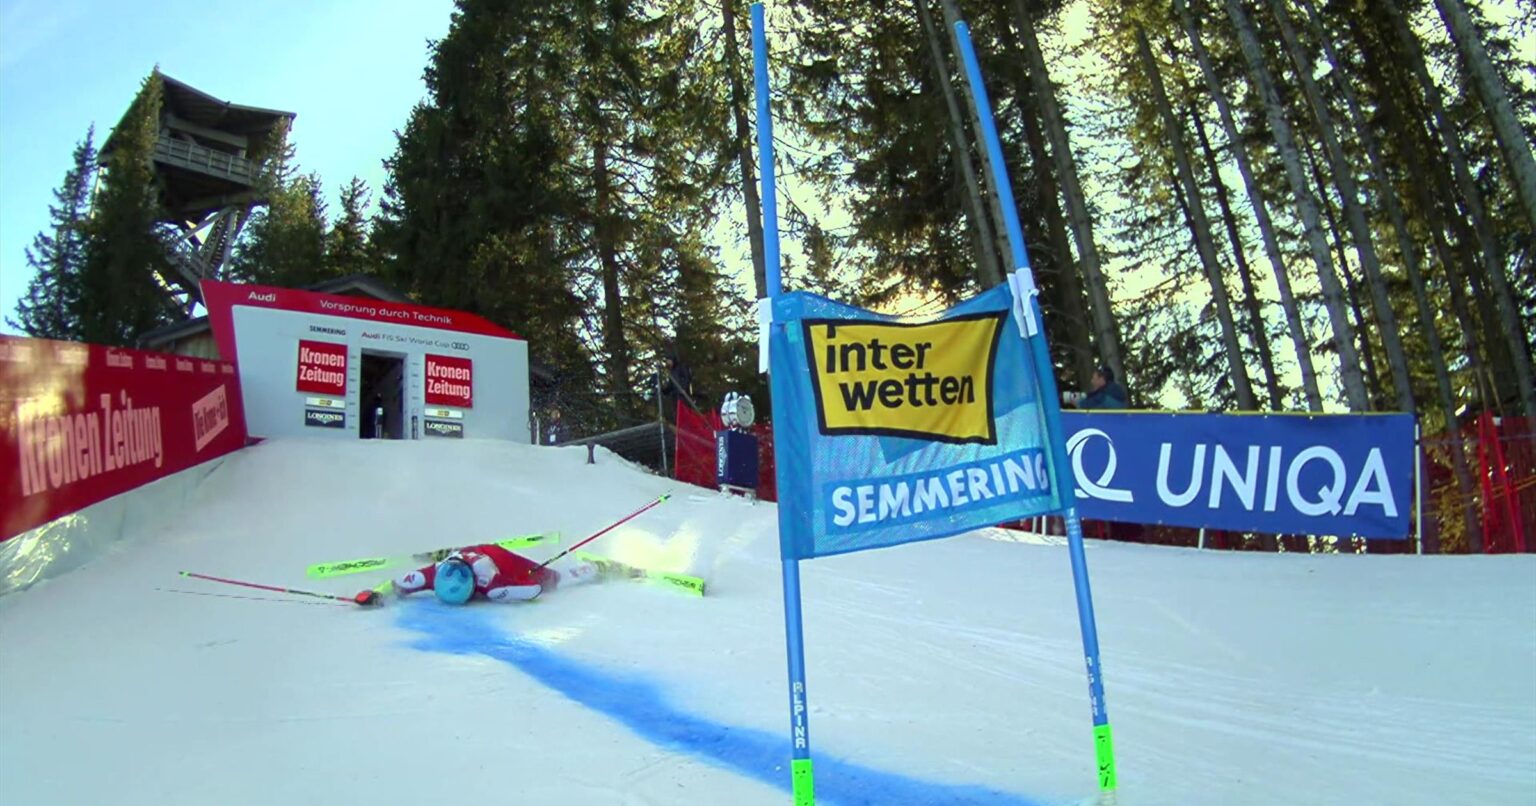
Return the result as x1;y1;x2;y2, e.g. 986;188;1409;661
180;571;382;607
536;493;671;570
155;587;353;607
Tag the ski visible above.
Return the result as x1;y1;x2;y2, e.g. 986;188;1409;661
574;551;706;597
306;533;559;579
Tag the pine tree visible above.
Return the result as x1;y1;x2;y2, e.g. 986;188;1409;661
80;73;176;346
327;177;373;278
372;0;598;384
1173;0;1323;411
229;170;330;288
225;118;337;289
1009;0;1126;386
1223;0;1370;410
9;128;97;340
1134;22;1257;409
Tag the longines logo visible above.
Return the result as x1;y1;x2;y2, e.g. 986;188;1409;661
423;419;463;439
304;408;345;429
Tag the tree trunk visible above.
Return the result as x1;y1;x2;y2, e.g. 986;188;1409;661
1189;98;1284;409
1010;0;1124;386
1136;26;1257;410
1429;199;1496;413
1297;0;1480;537
594;139;632;400
1223;0;1369;410
1268;0;1414;413
1454;207;1518;410
1434;0;1536;234
1415;182;1491;556
1007;17;1095;387
1306;143;1384;407
721;0;768;300
1369;1;1511;420
1370;97;1486;558
936;0;1014;279
915;0;1002;287
1387;0;1536;416
1174;0;1322;410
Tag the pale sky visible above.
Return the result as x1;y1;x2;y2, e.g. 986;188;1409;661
0;0;456;333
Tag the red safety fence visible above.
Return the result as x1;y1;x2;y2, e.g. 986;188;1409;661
1;335;249;541
754;422;776;502
673;401;723;490
672;400;777;501
1420;414;1533;554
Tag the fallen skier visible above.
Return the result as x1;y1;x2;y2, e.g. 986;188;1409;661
386;543;600;605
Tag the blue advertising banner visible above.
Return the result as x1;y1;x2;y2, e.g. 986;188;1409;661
769;285;1068;560
1060;411;1415;538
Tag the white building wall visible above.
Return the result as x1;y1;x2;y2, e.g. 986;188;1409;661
230;306;529;442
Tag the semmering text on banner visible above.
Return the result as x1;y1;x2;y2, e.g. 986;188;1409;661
770;285;1067;560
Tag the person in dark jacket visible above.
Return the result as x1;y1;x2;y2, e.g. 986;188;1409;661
1069;365;1128;410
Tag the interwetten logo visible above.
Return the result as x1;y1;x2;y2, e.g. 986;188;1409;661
801;312;1004;444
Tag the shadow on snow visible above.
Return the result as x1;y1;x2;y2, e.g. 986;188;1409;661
398;604;1053;806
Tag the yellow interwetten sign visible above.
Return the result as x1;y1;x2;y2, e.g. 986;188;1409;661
803;313;1004;444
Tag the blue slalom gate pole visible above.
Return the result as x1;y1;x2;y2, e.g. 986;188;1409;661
952;20;1118;797
754;4;814;803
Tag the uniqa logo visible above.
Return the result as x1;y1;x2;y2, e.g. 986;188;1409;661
1066;428;1400;518
1066;428;1134;503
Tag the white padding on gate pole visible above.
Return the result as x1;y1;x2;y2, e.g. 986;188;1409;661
757;297;773;374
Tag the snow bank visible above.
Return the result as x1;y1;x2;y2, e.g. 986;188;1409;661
1;437;1531;805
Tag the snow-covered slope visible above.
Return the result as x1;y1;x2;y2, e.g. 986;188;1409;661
1;438;1532;805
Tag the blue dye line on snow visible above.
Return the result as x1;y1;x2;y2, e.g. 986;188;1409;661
397;605;1052;806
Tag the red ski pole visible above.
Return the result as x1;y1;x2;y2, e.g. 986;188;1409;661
180;571;382;607
535;493;671;570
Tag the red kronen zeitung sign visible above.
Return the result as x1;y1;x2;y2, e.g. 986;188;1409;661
295;340;348;396
1;336;249;541
424;354;473;408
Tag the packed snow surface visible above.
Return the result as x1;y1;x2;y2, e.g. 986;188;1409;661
2;438;1532;805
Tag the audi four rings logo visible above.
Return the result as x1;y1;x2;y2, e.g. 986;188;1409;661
1066;428;1134;503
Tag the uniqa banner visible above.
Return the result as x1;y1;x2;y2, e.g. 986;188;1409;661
1060;411;1415;538
769;285;1067;560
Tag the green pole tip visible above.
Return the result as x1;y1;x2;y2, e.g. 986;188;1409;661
791;759;815;805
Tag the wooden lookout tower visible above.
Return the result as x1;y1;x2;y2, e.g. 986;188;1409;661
100;70;295;311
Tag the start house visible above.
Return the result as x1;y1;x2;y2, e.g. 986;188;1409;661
150;279;532;442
